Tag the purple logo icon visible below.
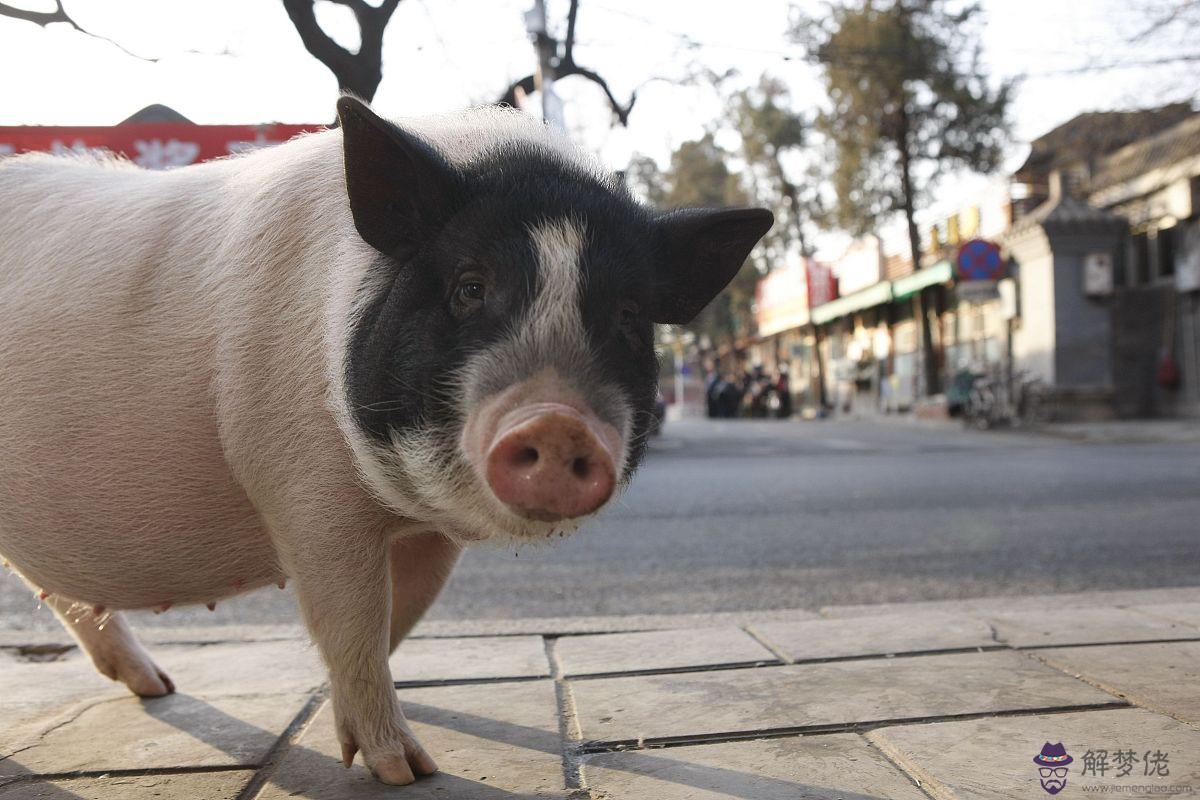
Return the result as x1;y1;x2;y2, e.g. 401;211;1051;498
1035;742;1073;794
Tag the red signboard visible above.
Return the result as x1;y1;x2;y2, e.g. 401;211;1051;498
0;123;326;169
804;258;838;309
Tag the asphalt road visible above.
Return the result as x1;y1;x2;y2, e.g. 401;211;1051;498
3;418;1199;630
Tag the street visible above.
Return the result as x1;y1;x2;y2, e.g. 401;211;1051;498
3;418;1198;631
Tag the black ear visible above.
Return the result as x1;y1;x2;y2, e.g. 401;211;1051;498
337;96;462;259
651;207;774;324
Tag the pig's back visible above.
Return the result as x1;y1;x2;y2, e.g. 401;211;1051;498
0;154;279;608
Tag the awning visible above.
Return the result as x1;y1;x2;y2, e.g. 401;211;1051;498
891;260;953;300
811;282;893;325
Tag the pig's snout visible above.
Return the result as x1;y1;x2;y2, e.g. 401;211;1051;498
485;407;616;522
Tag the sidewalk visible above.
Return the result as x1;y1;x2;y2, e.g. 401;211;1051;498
846;409;1200;445
3;587;1199;799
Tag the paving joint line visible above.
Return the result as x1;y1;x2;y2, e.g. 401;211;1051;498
1024;648;1200;732
741;624;794;664
390;645;1024;690
861;730;948;800
573;700;1131;755
543;635;589;797
235;692;326;800
393;674;546;689
565;658;781;681
1016;636;1200;651
0;764;255;787
858;731;940;800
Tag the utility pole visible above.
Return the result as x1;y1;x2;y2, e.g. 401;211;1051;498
523;0;566;132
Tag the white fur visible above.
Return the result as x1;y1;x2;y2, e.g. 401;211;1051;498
0;105;604;783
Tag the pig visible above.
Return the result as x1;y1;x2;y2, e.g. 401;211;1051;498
0;97;772;784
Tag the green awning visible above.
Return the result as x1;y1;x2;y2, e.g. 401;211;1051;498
891;260;953;300
811;281;893;325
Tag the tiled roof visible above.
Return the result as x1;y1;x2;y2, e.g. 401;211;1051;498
1089;113;1200;193
1007;194;1125;239
1015;104;1195;182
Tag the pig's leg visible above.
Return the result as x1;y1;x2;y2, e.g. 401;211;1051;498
289;530;437;785
387;532;461;653
46;597;174;697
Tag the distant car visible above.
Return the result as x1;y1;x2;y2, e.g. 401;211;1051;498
650;388;666;435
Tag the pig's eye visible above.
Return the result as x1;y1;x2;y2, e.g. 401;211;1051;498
452;274;487;315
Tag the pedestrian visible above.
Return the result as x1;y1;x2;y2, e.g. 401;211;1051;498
775;365;792;419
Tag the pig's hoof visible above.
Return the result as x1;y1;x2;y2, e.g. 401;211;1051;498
370;754;417;786
97;651;175;697
122;663;175;697
361;739;438;785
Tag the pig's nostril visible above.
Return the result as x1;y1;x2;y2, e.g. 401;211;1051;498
485;409;616;522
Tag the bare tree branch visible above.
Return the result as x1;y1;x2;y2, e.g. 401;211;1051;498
1129;0;1200;42
498;0;641;126
570;65;636;125
563;0;579;65
0;0;156;61
281;0;403;101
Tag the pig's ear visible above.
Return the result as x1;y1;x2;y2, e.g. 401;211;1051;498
650;207;774;325
337;96;461;259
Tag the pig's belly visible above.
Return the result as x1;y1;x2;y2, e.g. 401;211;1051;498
0;432;284;611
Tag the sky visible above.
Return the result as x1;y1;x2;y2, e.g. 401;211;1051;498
1;0;1195;259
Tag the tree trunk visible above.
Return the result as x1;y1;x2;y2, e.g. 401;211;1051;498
281;0;401;104
896;101;941;397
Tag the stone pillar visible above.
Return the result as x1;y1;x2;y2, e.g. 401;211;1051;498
1002;179;1126;420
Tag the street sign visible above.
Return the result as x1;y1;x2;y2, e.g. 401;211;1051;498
957;280;999;304
956;238;1005;282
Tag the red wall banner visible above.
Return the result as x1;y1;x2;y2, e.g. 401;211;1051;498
0;123;326;169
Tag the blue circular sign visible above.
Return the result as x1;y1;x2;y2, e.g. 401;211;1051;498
956;239;1003;281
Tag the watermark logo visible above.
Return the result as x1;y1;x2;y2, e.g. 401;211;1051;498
1034;742;1073;795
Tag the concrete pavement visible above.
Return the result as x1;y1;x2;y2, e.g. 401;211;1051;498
9;416;1198;632
3;586;1200;799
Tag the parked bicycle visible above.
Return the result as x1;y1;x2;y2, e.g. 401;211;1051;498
960;368;1053;430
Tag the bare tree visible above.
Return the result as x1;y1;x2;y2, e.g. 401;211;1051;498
281;0;403;102
499;0;638;126
0;0;154;60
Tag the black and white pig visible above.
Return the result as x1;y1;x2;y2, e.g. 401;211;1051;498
0;97;771;784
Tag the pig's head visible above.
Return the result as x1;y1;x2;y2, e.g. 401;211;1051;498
335;97;772;543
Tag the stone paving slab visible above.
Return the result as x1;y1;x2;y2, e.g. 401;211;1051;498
390;635;549;684
259;681;566;799
571;650;1118;745
0;640;324;712
1129;602;1200;628
0;649;129;732
1036;641;1200;725
1;692;311;778
819;587;1200;619
0;772;252;800
986;607;1200;648
0;640;325;770
751;612;995;662
584;733;929;800
555;627;776;677
867;707;1200;800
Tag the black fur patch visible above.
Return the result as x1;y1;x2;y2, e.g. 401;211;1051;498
345;139;661;474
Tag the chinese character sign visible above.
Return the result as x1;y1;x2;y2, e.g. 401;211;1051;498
0;123;325;169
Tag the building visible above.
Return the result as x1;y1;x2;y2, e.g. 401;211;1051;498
1005;105;1200;419
752;103;1200;421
